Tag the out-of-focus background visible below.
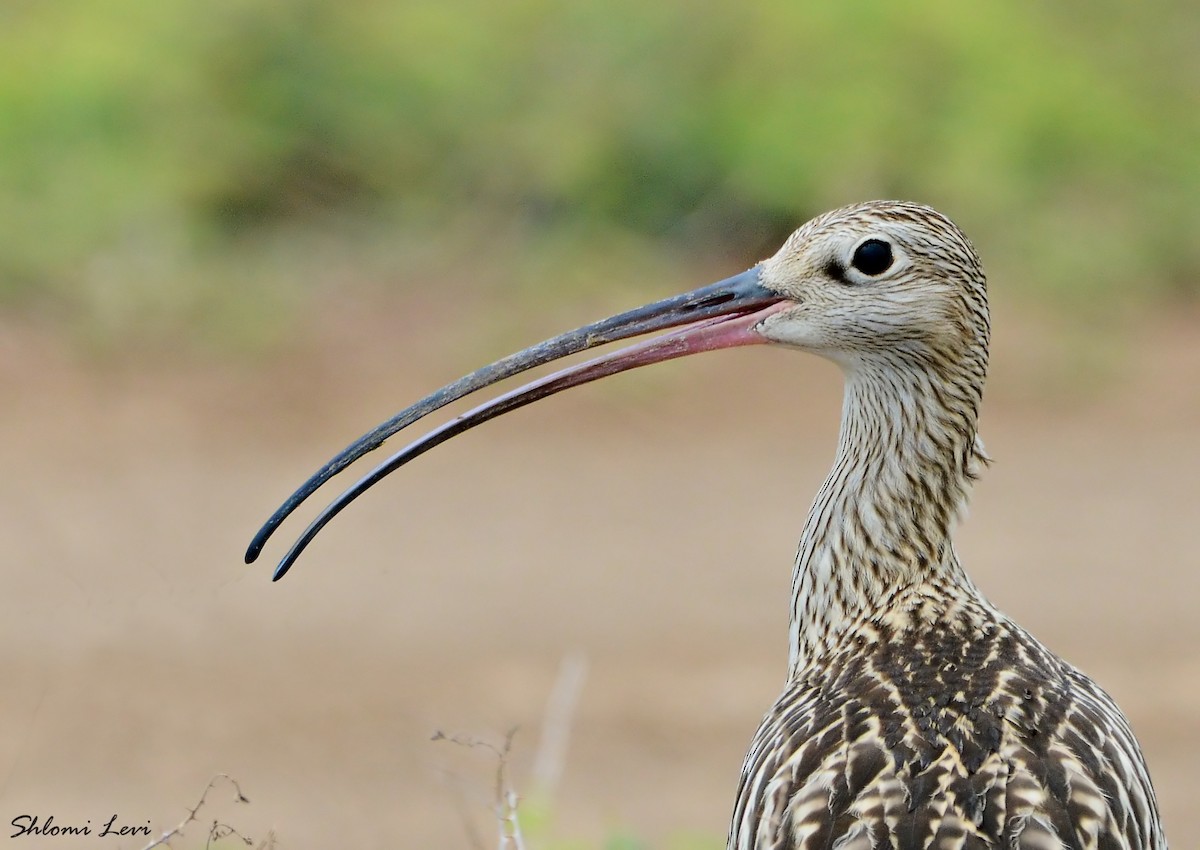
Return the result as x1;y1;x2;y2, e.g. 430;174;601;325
2;2;1197;847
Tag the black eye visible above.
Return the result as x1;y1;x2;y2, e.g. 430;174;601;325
851;239;893;276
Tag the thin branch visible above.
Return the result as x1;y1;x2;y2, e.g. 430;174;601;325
432;656;588;850
140;774;250;850
432;728;526;850
493;728;524;850
206;820;254;849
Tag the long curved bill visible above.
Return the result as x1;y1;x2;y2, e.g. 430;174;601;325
248;265;787;580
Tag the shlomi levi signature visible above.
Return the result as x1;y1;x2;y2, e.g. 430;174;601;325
10;813;151;839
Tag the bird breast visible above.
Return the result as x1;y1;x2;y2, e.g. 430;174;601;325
730;605;1164;850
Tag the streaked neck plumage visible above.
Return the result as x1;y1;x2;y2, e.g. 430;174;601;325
787;337;991;678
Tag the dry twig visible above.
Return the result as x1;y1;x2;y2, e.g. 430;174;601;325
139;773;252;850
432;728;526;850
433;652;588;849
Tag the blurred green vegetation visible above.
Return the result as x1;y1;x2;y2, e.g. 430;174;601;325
2;0;1197;346
518;791;722;850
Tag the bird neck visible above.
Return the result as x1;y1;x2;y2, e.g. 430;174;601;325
787;356;989;678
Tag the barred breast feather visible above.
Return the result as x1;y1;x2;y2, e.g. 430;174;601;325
730;591;1163;850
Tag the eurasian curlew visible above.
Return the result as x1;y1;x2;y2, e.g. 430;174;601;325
248;201;1166;849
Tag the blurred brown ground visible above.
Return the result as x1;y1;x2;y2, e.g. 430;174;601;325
1;291;1198;848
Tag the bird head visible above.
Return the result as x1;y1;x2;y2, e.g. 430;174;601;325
755;201;989;373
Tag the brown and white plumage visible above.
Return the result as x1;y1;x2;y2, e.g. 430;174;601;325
729;202;1164;849
248;201;1167;850
732;594;1162;849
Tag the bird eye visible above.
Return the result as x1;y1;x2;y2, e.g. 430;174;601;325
851;239;893;276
